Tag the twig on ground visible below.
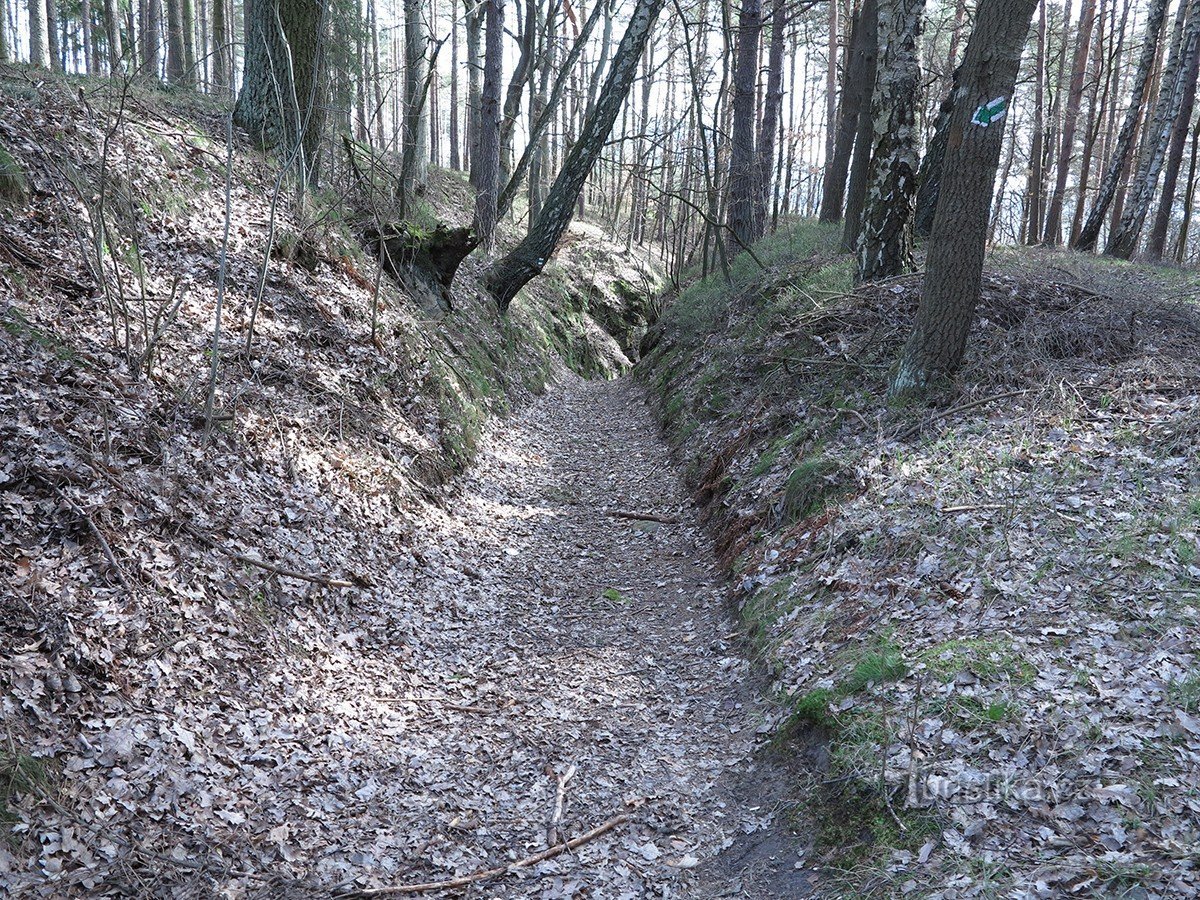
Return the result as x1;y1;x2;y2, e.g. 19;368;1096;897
609;510;681;525
898;389;1030;441
182;523;369;588
48;484;132;593
347;807;639;897
547;763;578;846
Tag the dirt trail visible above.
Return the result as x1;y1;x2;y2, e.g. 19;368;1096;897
390;375;814;898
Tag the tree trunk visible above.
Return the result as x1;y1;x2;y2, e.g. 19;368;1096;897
1107;0;1199;258
1174;114;1200;261
1074;0;1168;251
753;0;786;240
101;0;122;70
914;63;960;238
181;0;196;82
234;0;327;182
855;0;925;283
143;0;162;77
404;0;431;193
28;0;49;67
1043;0;1097;244
841;0;878;249
892;0;1039;393
45;0;61;70
500;0;537;181
166;0;185;81
466;0;483;183
0;0;8;62
497;0;603;216
1070;0;1113;245
823;0;837;177
726;0;761;251
211;0;228;88
474;0;503;253
450;0;461;170
1026;0;1047;242
1148;15;1200;259
80;0;95;72
820;2;871;222
483;0;664;309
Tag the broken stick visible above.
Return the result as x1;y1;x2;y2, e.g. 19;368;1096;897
348;809;633;897
608;510;681;525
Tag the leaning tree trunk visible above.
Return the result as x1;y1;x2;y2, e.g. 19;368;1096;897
892;0;1039;393
1148;7;1200;259
1107;0;1200;259
726;0;762;251
820;1;873;223
483;0;665;310
235;0;327;183
1075;0;1170;250
855;0;926;283
475;0;503;254
1043;0;1097;245
842;0;879;249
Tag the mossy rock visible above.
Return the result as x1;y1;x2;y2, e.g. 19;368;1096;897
0;144;30;205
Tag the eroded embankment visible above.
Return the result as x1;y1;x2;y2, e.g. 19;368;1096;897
640;224;1200;897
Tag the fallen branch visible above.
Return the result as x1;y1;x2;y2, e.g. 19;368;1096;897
182;523;370;589
898;389;1030;441
608;510;681;525
47;483;132;593
547;763;577;846
348;808;636;897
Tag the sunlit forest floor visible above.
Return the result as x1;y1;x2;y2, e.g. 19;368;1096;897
642;223;1200;897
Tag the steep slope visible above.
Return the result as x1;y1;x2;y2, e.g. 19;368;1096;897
0;71;663;895
641;224;1200;897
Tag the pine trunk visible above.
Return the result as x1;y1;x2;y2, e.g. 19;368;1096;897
892;0;1039;392
1026;0;1047;242
1107;0;1199;258
28;0;49;67
726;0;761;251
234;0;327;180
1147;12;1200;259
753;0;785;240
820;2;872;223
1043;0;1097;244
841;0;878;250
1074;0;1168;251
404;0;431;193
474;0;503;253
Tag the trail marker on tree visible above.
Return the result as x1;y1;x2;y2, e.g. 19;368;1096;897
971;96;1008;128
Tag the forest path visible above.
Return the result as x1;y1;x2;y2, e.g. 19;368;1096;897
390;375;814;898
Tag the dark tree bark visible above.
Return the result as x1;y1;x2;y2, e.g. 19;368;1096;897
855;0;925;283
1148;9;1200;259
726;0;762;250
234;0;327;181
820;1;872;223
404;0;431;192
1107;0;1199;258
1075;0;1169;250
753;0;787;240
892;0;1039;393
211;0;229;88
45;0;61;70
1043;0;1097;244
102;0;123;71
474;0;503;253
166;0;186;82
914;63;961;238
0;0;8;62
841;0;878;250
482;0;665;310
466;0;483;182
